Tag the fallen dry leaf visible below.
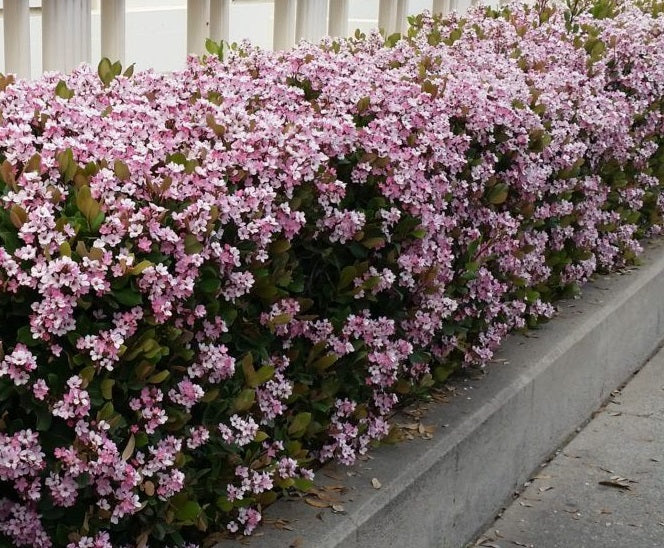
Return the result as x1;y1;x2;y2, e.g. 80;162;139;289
305;498;331;509
321;484;347;493
531;474;552;480
264;518;294;531
289;537;304;548
538;485;553;493
371;478;382;489
323;471;344;480
308;487;343;503
518;501;533;507
598;480;631;490
331;504;345;513
609;475;637;486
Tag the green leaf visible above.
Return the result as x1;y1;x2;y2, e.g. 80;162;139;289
123;63;135;78
268;313;292;327
97;401;115;421
55;80;74;100
312;353;339;372
205;38;218;56
232;389;255;412
337;266;357;290
184;233;203;255
361;236;385;249
199;277;221;294
0;228;20;253
216;496;234;512
35;408;52;431
205;39;224;59
356;96;371;113
241;352;256;382
288;412;312;436
175;500;201;522
76;186;101;223
113;286;143;306
486;183;509;205
135;432;149;447
114;160;130;181
385;32;401;47
254;431;269;443
434;364;455;383
101;379;115;399
147;370;170;384
17;326;40;347
98;58;115;86
292;477;314;491
74;366;95;388
269;238;291;254
249;365;275;388
90;211;105;231
9;205;27;229
129;260;153;276
56;148;77;182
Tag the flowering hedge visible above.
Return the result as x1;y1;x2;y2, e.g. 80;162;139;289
0;1;662;546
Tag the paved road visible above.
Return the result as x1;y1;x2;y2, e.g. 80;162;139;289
474;346;664;548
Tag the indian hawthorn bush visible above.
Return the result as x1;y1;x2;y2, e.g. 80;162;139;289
0;1;662;545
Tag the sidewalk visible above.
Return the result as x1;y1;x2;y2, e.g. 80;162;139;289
474;346;664;548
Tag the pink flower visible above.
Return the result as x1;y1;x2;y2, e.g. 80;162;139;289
168;379;204;411
0;344;38;386
52;376;91;419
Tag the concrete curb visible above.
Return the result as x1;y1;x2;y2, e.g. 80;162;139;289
244;241;664;548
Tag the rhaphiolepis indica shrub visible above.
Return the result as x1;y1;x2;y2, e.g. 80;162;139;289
0;1;662;546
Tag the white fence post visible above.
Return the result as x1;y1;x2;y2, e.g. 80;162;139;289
187;0;210;55
273;0;296;50
396;0;409;33
210;0;230;43
42;0;91;73
3;0;31;78
378;0;397;35
295;0;328;42
328;0;348;37
101;0;125;63
432;0;448;15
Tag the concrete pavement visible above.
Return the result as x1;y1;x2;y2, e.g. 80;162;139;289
474;346;664;548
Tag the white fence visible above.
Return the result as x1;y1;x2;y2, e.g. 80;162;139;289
0;0;482;79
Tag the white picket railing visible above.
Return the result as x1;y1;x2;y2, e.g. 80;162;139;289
0;0;471;79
